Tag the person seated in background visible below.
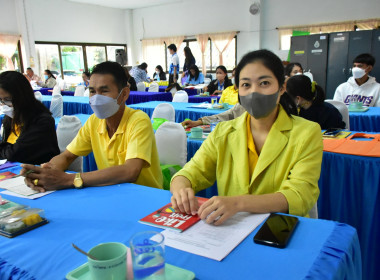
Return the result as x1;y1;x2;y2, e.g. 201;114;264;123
185;65;204;86
285;62;303;79
124;67;137;91
334;53;380;107
287;75;345;129
171;50;322;225
42;70;57;88
0;71;60;164
153;65;167;81
219;84;238;105
130;62;151;84
203;65;232;95
78;71;91;88
23;67;42;86
21;61;163;192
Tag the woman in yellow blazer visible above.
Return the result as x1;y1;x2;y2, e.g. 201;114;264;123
171;50;323;225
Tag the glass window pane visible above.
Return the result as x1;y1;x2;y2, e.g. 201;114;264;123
107;46;126;62
143;44;166;79
86;46;106;71
0;42;22;74
36;44;61;78
188;40;210;72
211;38;236;71
60;45;84;84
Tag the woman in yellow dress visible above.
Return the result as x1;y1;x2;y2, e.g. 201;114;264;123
170;50;323;225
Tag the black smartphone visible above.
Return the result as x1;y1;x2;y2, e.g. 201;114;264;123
323;128;341;137
253;213;299;248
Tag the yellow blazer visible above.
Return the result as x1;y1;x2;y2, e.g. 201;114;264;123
174;106;323;216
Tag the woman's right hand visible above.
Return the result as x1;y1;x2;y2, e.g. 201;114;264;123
182;120;202;128
171;176;199;215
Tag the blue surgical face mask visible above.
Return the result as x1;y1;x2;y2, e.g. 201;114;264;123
44;75;49;80
89;89;124;119
239;90;279;119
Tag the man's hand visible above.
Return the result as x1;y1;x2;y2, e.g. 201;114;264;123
21;164;74;193
198;196;240;226
181;119;202;129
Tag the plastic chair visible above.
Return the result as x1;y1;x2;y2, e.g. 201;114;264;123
170;87;178;98
155;121;187;190
52;85;61;96
136;82;146;92
74;85;85;97
172;90;188;103
309;203;318;219
151;103;175;122
148;82;159;92
325;99;350;129
34;91;43;102
84;88;90;97
58;79;66;91
56;115;83;172
50;94;63;118
204;78;212;85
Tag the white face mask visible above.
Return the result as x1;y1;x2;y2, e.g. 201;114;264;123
89;89;123;119
2;105;14;118
294;72;303;76
352;67;366;79
155;71;160;74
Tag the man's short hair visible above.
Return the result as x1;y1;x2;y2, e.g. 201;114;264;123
27;67;33;71
167;44;177;52
139;62;148;70
353;53;375;66
91;61;128;91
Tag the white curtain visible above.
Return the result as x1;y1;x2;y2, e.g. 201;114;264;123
209;32;237;65
163;36;185;49
196;34;209;76
0;34;20;70
142;38;165;77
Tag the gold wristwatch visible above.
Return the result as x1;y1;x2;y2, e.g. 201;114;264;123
73;173;83;189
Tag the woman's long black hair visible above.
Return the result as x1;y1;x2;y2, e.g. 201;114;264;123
0;71;51;141
188;64;200;81
235;50;297;116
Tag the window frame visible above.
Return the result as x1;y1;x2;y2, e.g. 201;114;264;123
35;41;127;79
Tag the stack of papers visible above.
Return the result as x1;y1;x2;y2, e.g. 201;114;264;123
0;176;55;199
158;212;269;261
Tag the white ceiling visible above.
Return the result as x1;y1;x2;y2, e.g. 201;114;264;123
68;0;184;9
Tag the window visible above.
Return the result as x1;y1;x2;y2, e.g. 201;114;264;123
35;42;127;81
211;37;236;70
36;44;61;77
86;46;106;71
0;40;23;74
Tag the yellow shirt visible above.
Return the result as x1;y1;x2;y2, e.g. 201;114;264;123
173;106;323;217
219;85;238;105
67;106;163;189
7;125;21;144
246;114;258;178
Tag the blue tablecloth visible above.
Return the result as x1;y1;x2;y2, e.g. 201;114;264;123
126;91;172;105
145;86;167;92
187;135;379;280
129;101;231;123
42;93;174;115
42;96;93;115
349;107;380;132
188;95;221;103
0;165;361;280
34;88;75;96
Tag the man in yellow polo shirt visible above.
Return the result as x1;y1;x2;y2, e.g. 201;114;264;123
21;61;163;191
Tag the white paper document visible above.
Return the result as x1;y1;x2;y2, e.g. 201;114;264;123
0;177;55;199
160;212;269;261
188;103;211;109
